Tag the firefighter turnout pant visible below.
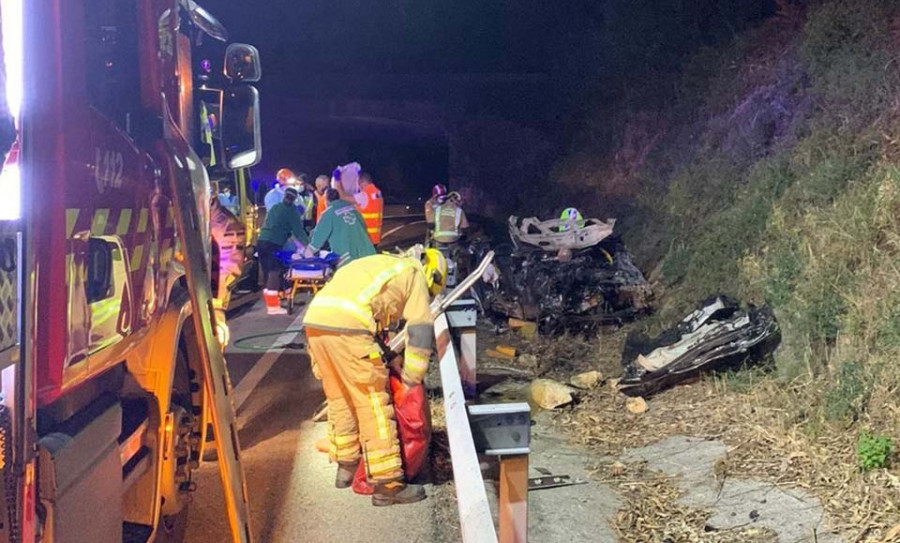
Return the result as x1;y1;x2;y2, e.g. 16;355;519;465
306;328;404;483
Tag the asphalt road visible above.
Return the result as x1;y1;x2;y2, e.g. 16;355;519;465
184;210;448;543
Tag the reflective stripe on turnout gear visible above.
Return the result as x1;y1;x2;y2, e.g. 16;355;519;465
369;386;390;440
433;204;463;241
306;296;377;330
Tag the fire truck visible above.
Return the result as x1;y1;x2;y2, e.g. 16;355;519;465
0;0;260;541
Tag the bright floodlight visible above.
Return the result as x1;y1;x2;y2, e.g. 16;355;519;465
0;0;22;221
1;0;22;121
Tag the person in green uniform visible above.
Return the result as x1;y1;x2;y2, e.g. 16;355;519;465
259;187;309;314
304;188;376;267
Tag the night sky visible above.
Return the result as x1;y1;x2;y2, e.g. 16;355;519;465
199;0;774;198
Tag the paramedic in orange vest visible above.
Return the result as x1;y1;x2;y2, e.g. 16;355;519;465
333;170;380;244
333;166;383;244
354;172;384;245
314;174;330;223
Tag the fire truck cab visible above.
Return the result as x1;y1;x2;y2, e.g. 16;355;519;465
0;0;261;541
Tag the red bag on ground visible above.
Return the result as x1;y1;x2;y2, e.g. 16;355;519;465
352;374;432;495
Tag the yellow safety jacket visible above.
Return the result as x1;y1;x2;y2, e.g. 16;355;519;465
303;254;434;384
433;202;468;244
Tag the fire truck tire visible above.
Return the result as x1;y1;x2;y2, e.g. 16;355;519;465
154;341;196;543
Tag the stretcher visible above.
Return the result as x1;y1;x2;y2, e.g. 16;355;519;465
276;251;340;314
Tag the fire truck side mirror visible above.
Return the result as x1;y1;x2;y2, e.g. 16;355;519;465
221;86;262;170
224;43;261;83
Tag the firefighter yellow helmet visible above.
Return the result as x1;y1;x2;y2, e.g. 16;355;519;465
422;248;448;297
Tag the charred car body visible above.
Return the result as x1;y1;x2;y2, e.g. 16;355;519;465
618;295;781;396
478;215;653;335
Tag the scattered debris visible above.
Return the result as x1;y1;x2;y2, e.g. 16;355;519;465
496;345;517;357
570;371;604;390
482;218;653;335
530;379;575;410
486;348;516;360
512;320;538;338
518;354;538;369
528;474;588;491
479;365;534;378
483;379;529;398
312;400;329;422
625;397;648;415
618;295;780;397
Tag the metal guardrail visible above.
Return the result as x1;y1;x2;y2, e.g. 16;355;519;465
434;313;498;543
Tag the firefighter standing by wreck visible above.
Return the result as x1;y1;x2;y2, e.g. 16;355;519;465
303;249;448;505
425;185;469;245
304;188;376;266
258;187;309;315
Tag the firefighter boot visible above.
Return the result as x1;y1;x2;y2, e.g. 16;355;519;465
264;289;287;315
335;461;359;489
372;481;427;506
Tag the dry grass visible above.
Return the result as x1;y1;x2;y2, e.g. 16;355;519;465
550;371;900;542
603;465;778;543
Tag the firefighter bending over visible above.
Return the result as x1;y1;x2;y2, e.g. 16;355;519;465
258;187;309;315
303;249;448;506
304;188;376;267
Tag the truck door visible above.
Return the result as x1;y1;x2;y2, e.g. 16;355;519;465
76;0;159;364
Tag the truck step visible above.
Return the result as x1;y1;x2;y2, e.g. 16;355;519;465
122;522;153;543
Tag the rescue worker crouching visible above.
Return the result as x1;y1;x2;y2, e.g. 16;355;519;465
304;188;376;267
257;187;309;315
303;249;448;506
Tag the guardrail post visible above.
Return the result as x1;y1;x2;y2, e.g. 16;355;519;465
499;455;529;543
468;402;531;543
446;299;478;398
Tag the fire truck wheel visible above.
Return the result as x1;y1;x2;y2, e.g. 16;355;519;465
155;342;197;542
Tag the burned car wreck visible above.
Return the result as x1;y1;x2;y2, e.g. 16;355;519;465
618;295;781;397
479;214;653;335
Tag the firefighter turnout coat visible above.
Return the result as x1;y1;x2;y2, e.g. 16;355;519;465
303;255;434;482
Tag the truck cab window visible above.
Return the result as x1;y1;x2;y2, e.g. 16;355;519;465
84;0;141;133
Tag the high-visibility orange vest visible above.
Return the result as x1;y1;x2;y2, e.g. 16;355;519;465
316;192;327;222
357;183;384;244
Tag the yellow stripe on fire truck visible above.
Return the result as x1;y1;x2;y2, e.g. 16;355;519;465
66;207;158;274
